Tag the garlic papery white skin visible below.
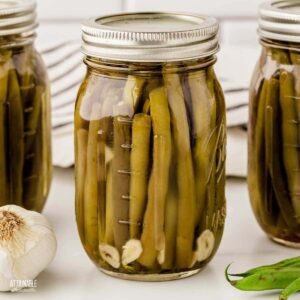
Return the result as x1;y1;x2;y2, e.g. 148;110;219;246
0;205;57;291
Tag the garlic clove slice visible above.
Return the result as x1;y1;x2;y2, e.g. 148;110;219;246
195;229;215;263
189;251;198;268
122;239;143;266
99;244;120;269
157;248;165;265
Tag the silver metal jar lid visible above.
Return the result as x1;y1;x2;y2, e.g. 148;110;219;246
81;12;219;62
0;0;37;36
259;0;300;42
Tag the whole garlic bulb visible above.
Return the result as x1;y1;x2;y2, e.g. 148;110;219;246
0;205;57;291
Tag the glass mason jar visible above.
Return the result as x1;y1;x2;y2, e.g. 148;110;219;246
75;12;226;281
0;0;52;212
249;1;300;247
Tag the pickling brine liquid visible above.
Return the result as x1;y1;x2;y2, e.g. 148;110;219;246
75;59;227;280
249;41;300;247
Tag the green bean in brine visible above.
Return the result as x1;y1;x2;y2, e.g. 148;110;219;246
0;50;11;205
84;103;102;255
265;77;299;229
75;128;88;243
13;45;34;103
139;85;172;268
129;113;151;240
7;65;24;207
279;71;300;219
23;113;44;211
161;187;178;270
163;69;195;269
112;115;131;252
188;70;210;225
97;117;113;244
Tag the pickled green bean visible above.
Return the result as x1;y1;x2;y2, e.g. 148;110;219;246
84;103;102;254
23;117;43;211
289;52;300;145
7;67;24;207
123;76;145;115
75;129;88;242
211;78;226;251
105;162;114;245
13;45;34;102
151;86;172;254
138;175;157;268
161;188;178;269
206;68;218;229
97;117;112;243
188;70;213;225
0;51;11;205
139;86;172;268
129;113;151;239
24;86;42;155
112;115;131;251
279;71;300;218
251;79;268;221
265;77;300;229
163;70;195;269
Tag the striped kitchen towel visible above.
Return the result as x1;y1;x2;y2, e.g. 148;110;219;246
38;40;258;177
37;40;84;168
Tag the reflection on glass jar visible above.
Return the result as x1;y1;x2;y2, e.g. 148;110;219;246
75;12;226;281
249;1;300;247
0;0;52;212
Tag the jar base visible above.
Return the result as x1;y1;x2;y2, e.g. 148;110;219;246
270;236;300;249
99;268;202;282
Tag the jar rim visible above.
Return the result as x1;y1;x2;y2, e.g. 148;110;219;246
259;0;300;43
0;0;37;37
81;12;219;62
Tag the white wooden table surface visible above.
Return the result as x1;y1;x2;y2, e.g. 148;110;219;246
1;168;298;300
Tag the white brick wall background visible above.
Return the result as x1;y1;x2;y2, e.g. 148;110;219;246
36;0;263;45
